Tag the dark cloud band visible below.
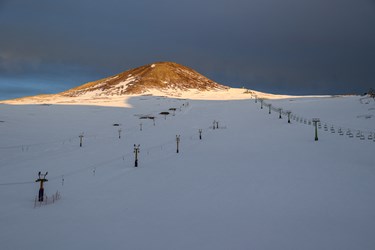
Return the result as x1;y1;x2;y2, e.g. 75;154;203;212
0;0;374;99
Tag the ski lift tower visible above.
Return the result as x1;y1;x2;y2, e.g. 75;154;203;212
134;144;140;167
79;133;84;147
35;171;48;202
312;118;320;141
176;135;180;153
286;111;292;123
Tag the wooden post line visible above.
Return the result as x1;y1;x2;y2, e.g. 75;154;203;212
176;135;180;153
134;144;140;167
35;171;48;202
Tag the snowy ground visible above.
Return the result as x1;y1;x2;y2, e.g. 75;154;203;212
0;94;374;250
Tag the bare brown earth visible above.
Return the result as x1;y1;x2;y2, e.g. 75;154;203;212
61;61;228;97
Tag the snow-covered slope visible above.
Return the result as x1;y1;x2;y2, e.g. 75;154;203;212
0;94;374;250
0;87;304;107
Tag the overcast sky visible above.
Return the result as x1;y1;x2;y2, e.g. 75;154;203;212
1;0;374;99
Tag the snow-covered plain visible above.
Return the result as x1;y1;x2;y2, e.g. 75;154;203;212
0;93;374;250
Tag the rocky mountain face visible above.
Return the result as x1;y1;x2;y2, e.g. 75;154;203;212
61;62;228;97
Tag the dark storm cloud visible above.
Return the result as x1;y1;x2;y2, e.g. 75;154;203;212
0;82;53;101
0;0;374;99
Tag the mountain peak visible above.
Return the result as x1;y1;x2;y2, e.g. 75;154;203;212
62;61;228;97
